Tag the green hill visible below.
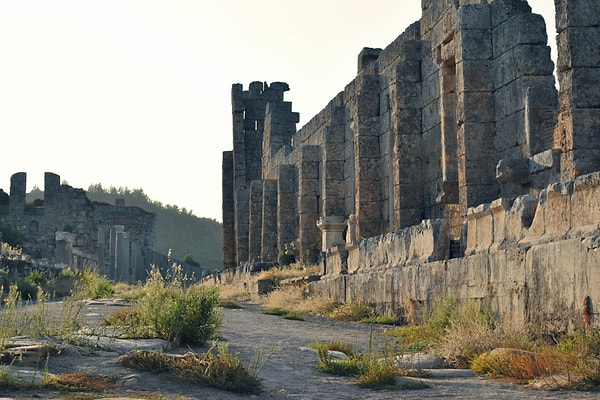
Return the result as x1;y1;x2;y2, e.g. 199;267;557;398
28;184;223;270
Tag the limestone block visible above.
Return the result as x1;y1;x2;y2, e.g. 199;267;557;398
560;69;600;110
393;109;422;135
457;3;491;31
493;49;516;89
506;194;537;242
422;100;441;132
496;158;530;184
407;221;434;262
391;82;421;109
456;60;494;92
456;29;493;62
568;108;600;149
356;92;380;115
466;254;489;299
488;249;527;326
347;247;360;274
492;13;547;57
466;204;493;255
526;85;557;153
495;111;525;155
457;92;495;124
395;60;422;83
490;0;531;29
421;69;440;105
399;185;425;208
570;172;600;235
513;45;554;77
555;0;600;31
545;182;573;237
490;198;511;248
524;239;587;331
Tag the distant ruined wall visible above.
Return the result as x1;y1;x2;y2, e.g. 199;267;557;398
223;0;600;330
1;172;156;283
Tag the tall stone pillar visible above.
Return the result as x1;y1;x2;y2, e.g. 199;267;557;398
231;84;249;267
352;72;383;239
44;172;60;210
390;36;424;230
248;181;263;262
298;145;321;264
322;107;346;218
554;0;600;179
456;4;498;215
117;229;130;283
261;179;278;262
9;172;26;218
277;164;297;263
222;151;236;269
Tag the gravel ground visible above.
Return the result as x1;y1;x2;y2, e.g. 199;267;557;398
0;299;598;399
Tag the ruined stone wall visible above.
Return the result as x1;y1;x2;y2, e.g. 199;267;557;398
312;172;600;330
223;0;600;329
0;172;156;283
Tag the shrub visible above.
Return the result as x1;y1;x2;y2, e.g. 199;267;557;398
138;265;222;345
436;299;497;368
120;344;263;394
314;341;429;391
356;361;402;389
328;302;375;322
0;220;25;247
315;343;364;376
77;268;114;299
28;270;47;287
16;278;39;301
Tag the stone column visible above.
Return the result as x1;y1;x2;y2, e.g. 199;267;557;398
352;73;383;239
248;181;263;262
55;231;75;266
231;84;249;267
222;151;236;269
277;164;297;263
316;216;346;251
554;0;600;179
456;4;498;215
386;29;423;230
116;230;130;283
298;145;321;264
261;179;278;262
322;108;346;217
9;172;26;218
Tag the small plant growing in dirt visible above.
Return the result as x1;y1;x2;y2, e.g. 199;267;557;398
107;264;222;346
313;340;429;390
327;302;397;325
119;343;263;394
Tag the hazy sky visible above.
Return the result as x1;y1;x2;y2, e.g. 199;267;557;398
0;1;555;222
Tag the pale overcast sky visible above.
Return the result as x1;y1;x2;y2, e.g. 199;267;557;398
0;1;555;222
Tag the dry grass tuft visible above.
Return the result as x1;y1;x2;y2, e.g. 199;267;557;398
259;284;335;316
44;372;119;391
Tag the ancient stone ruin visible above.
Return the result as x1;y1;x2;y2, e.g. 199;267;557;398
222;0;599;331
0;172;156;283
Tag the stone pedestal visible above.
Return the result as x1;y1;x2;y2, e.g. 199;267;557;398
316;216;346;251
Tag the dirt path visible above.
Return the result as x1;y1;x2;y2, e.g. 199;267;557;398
1;300;598;399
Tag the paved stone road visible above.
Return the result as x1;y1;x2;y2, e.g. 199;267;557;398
1;299;598;399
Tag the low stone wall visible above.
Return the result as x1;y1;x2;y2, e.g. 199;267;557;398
311;172;600;331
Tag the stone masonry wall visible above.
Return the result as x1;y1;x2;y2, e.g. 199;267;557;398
223;0;600;329
0;172;156;283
